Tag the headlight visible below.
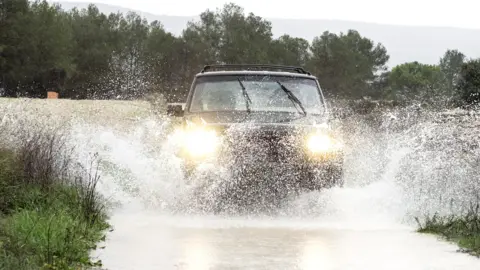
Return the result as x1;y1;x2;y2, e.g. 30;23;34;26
305;132;341;154
181;128;220;158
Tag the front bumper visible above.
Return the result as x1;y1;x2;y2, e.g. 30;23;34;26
180;149;344;193
173;123;344;178
178;143;344;176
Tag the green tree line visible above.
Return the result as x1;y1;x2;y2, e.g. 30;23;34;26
1;0;479;105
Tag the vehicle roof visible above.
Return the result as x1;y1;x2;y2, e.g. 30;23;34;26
195;70;318;80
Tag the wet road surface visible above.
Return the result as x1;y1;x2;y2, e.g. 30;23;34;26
94;208;480;270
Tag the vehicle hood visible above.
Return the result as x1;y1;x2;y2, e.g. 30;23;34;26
184;111;327;126
182;111;332;137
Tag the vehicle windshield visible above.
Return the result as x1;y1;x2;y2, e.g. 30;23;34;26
189;75;325;114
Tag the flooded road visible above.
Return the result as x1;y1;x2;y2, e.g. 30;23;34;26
4;99;479;270
95;207;480;270
82;107;480;270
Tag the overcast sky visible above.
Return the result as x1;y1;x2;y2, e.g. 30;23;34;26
55;0;480;29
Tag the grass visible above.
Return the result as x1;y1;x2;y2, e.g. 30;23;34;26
0;126;111;269
416;202;480;257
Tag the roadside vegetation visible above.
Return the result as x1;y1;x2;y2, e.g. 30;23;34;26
416;202;480;257
0;126;110;269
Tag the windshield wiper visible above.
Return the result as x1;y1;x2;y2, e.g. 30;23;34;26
275;81;307;116
237;78;252;113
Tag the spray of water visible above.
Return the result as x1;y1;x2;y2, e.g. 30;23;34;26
82;105;474;230
1;99;479;230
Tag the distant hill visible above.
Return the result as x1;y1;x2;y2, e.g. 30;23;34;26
55;1;480;68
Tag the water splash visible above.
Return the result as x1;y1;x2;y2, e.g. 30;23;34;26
1;99;479;229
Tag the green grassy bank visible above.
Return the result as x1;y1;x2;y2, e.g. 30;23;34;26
0;129;110;269
416;204;480;257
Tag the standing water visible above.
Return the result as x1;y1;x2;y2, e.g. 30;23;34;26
2;99;480;269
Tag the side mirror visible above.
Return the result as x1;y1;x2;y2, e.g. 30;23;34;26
167;104;184;117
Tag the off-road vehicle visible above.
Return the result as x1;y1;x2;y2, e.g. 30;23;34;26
167;64;344;192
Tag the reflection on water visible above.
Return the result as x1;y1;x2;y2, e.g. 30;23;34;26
94;213;480;270
300;237;333;270
180;233;216;270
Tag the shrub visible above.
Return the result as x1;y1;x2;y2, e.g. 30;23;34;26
0;124;110;269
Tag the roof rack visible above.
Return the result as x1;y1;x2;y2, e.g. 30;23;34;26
201;64;312;75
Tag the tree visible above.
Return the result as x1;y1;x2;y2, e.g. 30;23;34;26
388;61;443;101
218;3;273;63
111;11;150;99
67;5;120;99
24;1;73;97
439;49;465;94
0;0;31;96
269;35;311;66
0;0;73;97
457;59;480;105
142;21;187;101
307;30;389;99
183;3;273;65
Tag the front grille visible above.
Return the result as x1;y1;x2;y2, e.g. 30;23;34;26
223;128;302;163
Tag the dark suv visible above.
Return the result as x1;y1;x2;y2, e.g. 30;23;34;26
167;64;344;193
